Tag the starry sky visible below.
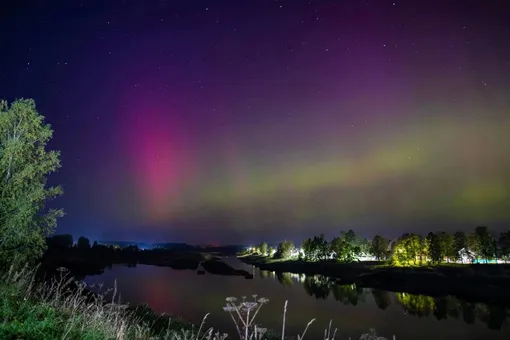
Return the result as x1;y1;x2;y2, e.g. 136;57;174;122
1;0;509;245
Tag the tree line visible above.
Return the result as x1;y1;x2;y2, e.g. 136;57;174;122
45;234;142;253
253;226;510;265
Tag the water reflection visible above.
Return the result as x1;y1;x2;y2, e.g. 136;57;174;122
276;272;293;287
302;275;330;300
86;263;510;339
395;293;508;330
261;270;510;330
372;289;392;310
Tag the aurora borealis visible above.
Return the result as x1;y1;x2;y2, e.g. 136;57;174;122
1;0;509;244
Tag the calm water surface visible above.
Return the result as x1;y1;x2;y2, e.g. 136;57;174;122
85;258;510;340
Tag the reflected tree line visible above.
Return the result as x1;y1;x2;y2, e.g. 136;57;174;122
260;270;510;330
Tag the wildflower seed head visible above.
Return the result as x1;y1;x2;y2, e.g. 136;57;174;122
255;327;267;335
242;302;257;310
257;297;269;304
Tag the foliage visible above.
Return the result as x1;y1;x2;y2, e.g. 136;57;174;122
437;232;455;262
0;99;64;266
474;226;495;263
259;242;268;256
498;231;510;261
302;234;329;261
466;233;478;259
330;230;365;262
274;240;294;259
330;236;349;262
370;235;388;261
427;232;441;264
453;232;467;261
301;238;315;261
391;234;421;265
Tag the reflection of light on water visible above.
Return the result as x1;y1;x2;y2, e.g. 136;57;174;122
286;273;307;282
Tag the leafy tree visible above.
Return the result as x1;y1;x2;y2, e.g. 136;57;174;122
453;232;467;261
274;240;294;259
418;235;430;264
492;238;500;262
92;240;98;248
301;237;315;260
371;235;388;260
302;234;329;261
467;232;479;261
331;230;362;262
393;233;422;265
407;234;421;264
315;233;330;260
498;232;510;262
357;237;371;257
344;230;356;245
437;232;455;262
427;232;442;264
392;236;409;265
77;236;90;250
259;241;268;256
330;236;349;261
475;226;495;263
0;99;64;265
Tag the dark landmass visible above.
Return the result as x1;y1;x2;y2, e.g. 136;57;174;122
201;258;253;278
240;255;510;305
39;243;250;281
96;241;245;255
39;246;205;279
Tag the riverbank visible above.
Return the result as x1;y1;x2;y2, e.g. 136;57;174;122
0;266;204;340
240;254;510;305
2;265;380;340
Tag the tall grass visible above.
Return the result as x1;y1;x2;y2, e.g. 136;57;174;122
0;265;224;340
0;265;393;340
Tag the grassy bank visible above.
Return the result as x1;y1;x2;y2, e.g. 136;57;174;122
0;265;218;340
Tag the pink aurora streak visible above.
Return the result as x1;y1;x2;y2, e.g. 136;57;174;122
122;95;194;222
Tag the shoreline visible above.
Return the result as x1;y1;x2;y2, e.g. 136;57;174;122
39;248;253;279
239;254;510;305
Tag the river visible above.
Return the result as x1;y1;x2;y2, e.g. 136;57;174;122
84;258;510;340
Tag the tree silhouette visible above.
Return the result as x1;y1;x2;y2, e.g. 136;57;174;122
475;226;495;263
77;236;91;250
371;235;388;260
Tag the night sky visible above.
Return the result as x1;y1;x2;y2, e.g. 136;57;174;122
1;0;509;245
